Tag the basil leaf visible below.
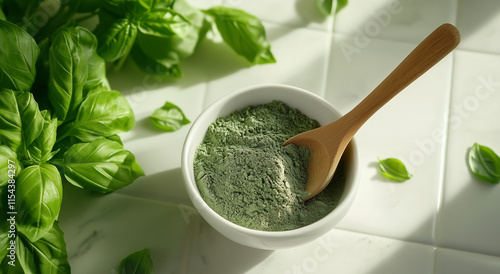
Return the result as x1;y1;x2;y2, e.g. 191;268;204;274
0;90;44;157
137;8;187;37
77;0;101;13
150;101;190;131
0;19;40;92
0;146;22;187
204;6;276;65
0;211;10;263
377;158;412;182
84;51;111;93
48;25;97;122
336;0;349;13
16;164;63;242
130;43;183;78
26;110;58;164
316;0;348;15
16;222;71;274
102;0;154;18
0;255;25;274
467;143;500;184
119;248;154;274
132;0;208;78
62;138;144;193
95;16;138;62
65;89;135;142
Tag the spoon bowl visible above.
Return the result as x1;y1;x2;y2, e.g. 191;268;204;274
284;23;461;200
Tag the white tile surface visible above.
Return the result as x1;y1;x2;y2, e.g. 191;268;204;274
203;22;332;105
221;0;334;31
457;0;500;54
334;0;457;43
435;248;500;274
437;50;500;256
326;34;453;245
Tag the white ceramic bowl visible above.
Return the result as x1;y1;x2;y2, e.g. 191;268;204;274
181;84;360;250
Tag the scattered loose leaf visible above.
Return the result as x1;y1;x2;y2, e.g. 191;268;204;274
119;248;154;274
467;142;500;184
377;158;412;182
150;101;190;131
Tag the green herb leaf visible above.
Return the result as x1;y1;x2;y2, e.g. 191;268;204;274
94;16;138;62
131;0;207;78
0;145;22;187
467;143;500;184
62;138;144;193
16;164;63;242
377;158;412;182
84;51;111;93
26;110;58;164
0;19;40;92
48;25;97;122
316;0;348;15
137;8;187;37
0;89;44;158
130;42;183;78
204;6;276;65
119;248;154;274
16;222;71;274
64;89;135;142
150;101;190;131
102;0;154;18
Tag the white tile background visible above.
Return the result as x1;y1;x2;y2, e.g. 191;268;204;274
59;0;500;273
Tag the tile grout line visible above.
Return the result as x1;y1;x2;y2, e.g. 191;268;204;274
432;2;460;272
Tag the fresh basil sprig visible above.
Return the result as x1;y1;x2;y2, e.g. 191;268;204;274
377;158;412;182
119;248;154;274
0;20;143;273
150;101;191;132
467;143;500;184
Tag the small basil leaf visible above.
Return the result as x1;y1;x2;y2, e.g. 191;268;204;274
95;16;138;62
48;25;97;122
0;89;44;157
16;222;70;274
204;6;276;65
16;164;63;242
63;138;145;193
467;143;500;184
26;110;58;164
137;8;187;37
119;248;154;274
377;158;412;182
66;90;135;142
0;145;22;187
150;101;190;131
316;0;348;15
336;0;349;13
0;19;40;92
84;51;111;94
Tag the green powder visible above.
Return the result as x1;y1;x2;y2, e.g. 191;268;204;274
194;101;346;231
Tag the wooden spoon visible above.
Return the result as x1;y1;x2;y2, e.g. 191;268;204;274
283;23;460;200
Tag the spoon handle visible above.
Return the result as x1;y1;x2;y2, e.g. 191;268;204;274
343;23;460;133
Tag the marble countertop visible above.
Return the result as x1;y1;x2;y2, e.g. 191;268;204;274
58;0;500;273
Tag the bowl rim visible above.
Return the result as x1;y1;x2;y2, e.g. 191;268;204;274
181;83;360;239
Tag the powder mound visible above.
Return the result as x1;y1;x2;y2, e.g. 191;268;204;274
194;101;345;231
